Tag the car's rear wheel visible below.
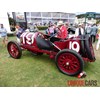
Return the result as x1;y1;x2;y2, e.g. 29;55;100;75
55;49;84;76
7;41;22;59
84;35;95;61
80;35;86;57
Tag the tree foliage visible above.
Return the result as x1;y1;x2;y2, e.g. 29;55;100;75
8;17;16;25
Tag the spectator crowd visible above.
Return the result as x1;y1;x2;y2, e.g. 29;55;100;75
0;20;100;50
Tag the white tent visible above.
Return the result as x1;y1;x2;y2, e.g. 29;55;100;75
0;12;13;34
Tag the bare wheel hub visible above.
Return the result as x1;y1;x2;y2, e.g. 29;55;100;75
66;62;69;66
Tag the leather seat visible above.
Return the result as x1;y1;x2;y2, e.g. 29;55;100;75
36;36;53;50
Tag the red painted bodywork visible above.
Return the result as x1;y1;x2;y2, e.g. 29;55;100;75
19;32;94;62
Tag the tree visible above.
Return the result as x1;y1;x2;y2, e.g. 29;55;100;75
8;17;16;25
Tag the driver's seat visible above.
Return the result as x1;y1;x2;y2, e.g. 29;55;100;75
36;36;53;50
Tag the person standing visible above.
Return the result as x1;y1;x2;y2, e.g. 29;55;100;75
75;23;84;37
46;23;55;36
0;24;8;47
15;24;24;43
85;24;92;35
96;25;100;50
91;24;98;43
57;21;68;39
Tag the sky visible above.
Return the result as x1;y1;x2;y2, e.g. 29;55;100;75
0;0;100;13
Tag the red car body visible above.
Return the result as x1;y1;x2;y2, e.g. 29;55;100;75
7;31;96;76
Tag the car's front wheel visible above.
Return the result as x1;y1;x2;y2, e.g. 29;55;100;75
7;41;22;59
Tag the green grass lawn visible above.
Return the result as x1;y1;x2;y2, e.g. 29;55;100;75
0;35;100;87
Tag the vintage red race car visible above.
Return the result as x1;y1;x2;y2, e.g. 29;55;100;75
7;31;96;76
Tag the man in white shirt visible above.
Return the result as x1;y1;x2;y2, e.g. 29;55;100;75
0;24;8;46
85;24;92;35
75;23;84;37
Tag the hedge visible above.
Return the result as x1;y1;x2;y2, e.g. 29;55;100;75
37;26;48;30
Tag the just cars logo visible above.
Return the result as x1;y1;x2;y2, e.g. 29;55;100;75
67;80;98;87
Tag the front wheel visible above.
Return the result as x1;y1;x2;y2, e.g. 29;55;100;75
7;41;22;59
55;49;84;76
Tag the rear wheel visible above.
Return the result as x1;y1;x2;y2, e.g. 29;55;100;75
7;41;22;59
80;35;86;57
55;49;84;76
84;35;95;61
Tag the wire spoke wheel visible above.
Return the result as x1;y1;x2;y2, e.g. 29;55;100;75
89;39;95;58
7;41;22;59
84;35;96;61
55;49;84;76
